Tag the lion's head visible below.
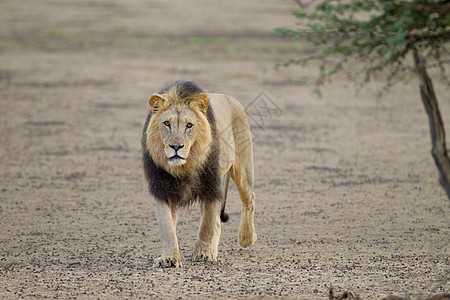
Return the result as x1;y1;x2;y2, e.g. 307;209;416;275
145;84;212;177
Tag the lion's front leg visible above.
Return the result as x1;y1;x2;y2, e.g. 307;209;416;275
153;200;182;268
192;200;221;262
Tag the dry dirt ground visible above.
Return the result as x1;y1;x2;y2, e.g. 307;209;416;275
0;0;449;299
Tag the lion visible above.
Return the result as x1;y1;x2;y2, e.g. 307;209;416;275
142;81;256;268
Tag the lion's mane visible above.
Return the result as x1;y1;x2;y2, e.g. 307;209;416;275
141;81;222;207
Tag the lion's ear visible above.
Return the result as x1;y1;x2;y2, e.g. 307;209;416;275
149;94;168;114
195;93;210;115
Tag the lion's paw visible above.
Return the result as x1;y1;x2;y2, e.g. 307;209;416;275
153;256;182;268
239;232;257;248
192;251;217;262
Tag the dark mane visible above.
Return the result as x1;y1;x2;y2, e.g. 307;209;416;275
158;80;204;98
141;81;222;207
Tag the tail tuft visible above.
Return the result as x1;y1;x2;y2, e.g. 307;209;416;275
220;211;229;223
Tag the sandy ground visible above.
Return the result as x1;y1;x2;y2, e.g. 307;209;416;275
0;0;449;299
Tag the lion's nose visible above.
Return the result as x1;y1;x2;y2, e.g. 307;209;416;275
169;144;184;152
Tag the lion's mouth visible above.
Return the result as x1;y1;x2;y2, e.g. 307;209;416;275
168;154;186;166
169;154;185;161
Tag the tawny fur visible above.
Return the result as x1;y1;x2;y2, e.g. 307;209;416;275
142;81;256;268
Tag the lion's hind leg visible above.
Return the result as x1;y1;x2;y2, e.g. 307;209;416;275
238;191;256;248
230;164;257;248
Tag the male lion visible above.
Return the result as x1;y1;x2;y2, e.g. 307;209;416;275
142;81;256;268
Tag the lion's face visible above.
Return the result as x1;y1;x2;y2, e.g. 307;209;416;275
157;105;201;167
146;92;212;176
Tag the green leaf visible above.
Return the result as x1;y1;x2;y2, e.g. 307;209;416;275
313;89;322;98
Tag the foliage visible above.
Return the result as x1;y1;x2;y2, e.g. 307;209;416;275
275;0;450;94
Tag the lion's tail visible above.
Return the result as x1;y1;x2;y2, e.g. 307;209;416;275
220;171;230;223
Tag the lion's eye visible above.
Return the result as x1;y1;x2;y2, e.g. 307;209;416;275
186;122;193;129
163;121;170;127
